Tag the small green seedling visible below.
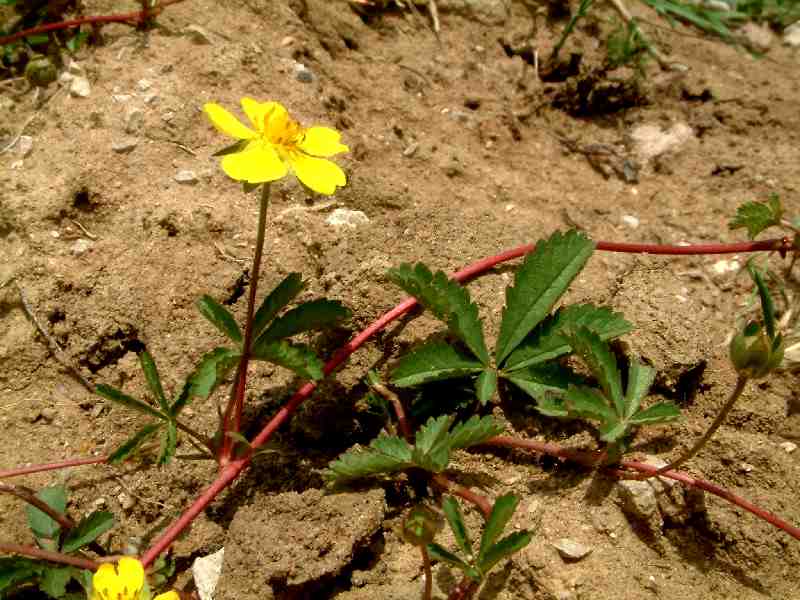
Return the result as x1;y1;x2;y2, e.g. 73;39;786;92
0;484;111;599
427;495;532;584
388;230;631;410
325;414;503;483
96;273;349;464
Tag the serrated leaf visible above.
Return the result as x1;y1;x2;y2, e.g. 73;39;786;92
442;497;472;559
255;299;350;345
61;511;115;553
568;328;624;417
26;485;67;546
729;194;782;239
448;415;504;450
504;304;632;371
478;531;532;575
41;566;75;598
479;494;519;562
624;359;655;419
564;385;616;423
628;402;681;425
251;339;324;380
413;415;454;472
426;543;470;570
185;347;240;400
534;394;569;417
504;362;580;402
475;369;497;405
138;351;169;413
326;435;413;482
496;231;594;364
196;295;243;345
157;420;178;466
0;558;43;593
388;263;489;364
95;384;166;421
252;273;305;341
108;424;161;464
391;342;484;387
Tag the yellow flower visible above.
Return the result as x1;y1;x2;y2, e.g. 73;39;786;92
204;98;349;195
91;557;179;600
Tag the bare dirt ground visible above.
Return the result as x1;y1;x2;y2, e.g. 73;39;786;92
1;1;800;598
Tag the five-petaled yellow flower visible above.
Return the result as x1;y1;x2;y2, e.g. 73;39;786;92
91;557;179;600
204;98;349;195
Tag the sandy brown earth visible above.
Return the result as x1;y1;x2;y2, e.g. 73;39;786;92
1;1;800;599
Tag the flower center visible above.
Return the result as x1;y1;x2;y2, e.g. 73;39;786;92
262;110;304;150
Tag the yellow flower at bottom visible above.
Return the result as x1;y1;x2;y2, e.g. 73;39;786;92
91;557;179;600
204;98;349;195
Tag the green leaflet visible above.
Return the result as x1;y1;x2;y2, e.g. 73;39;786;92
495;230;594;364
729;194;783;240
391;342;484;387
255;299;350;344
196;295;242;345
250;339;324;380
251;273;305;341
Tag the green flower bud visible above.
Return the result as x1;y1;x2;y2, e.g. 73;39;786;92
401;507;442;547
729;322;784;379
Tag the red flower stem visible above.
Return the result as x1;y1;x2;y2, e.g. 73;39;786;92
219;185;271;464
0;456;106;479
0;483;75;530
420;545;432;600
140;235;792;566
431;474;492;519
486;436;800;541
0;541;99;570
0;0;187;46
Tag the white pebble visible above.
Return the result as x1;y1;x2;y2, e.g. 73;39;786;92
174;170;198;184
779;441;797;454
69;76;91;98
326;208;370;228
621;214;640;229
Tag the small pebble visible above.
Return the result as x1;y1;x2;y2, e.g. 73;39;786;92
326;208;370;228
739;462;755;474
621;214;640;228
710;258;740;275
112;139;138;154
294;62;314;83
174;170;199;184
193;548;225;600
118;492;136;511
112;94;133;104
71;239;94;256
137;78;152;92
552;538;592;561
93;497;107;508
69;76;91;98
17;136;33;158
780;441;797;454
125;108;145;134
143;92;159;105
185;24;213;44
280;36;295;47
402;142;418;157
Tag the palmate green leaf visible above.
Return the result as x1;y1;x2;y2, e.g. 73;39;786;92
413;415;454;472
108;424;161;464
478;531;532;576
504;362;581;403
41;566;76;598
157;420;178;466
325;435;413;482
186;347;240;400
426;543;471;571
495;230;594;364
628;402;681;425
564;385;616;423
251;339;324;380
95;384;166;421
447;415;504;450
61;511;114;553
729;194;783;239
255;299;350;344
504;304;632;372
0;558;43;594
442;497;472;558
475;369;497;405
252;273;305;341
479;494;519;562
568;328;624;418
388;263;489;364
196;295;243;345
138;351;169;413
391;342;484;387
26;485;67;544
624;359;656;419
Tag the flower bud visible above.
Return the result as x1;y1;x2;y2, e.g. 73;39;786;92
729;322;784;379
401;507;442;547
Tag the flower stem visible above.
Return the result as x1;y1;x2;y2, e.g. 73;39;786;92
0;456;106;479
420;545;432;600
0;541;99;570
220;183;271;464
0;483;75;530
645;375;749;478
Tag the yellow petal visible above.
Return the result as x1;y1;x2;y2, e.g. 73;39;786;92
241;98;287;133
220;140;288;183
204;103;255;140
153;592;181;600
92;558;144;600
299;127;349;157
289;152;347;195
